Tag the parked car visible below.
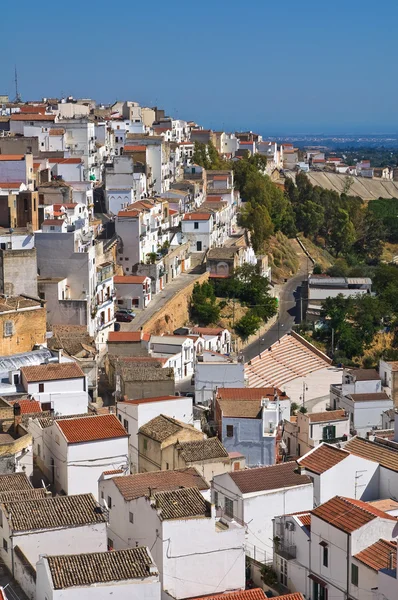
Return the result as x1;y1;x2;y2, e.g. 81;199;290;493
115;311;135;323
116;308;136;318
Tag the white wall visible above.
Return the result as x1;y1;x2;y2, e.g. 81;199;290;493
195;363;245;406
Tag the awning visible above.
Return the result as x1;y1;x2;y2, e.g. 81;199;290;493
309;573;327;587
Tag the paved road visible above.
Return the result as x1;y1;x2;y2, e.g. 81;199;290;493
121;272;204;332
243;248;309;361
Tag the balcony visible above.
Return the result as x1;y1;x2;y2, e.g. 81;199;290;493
275;541;296;560
97;262;114;282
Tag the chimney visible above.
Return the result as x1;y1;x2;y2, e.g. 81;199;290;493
13;402;21;430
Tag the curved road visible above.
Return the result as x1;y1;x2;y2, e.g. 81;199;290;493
243;250;309;361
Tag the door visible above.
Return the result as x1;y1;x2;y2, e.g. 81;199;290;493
196;241;202;251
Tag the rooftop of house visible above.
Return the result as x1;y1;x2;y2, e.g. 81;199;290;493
229;461;311;494
348;392;390;402
177;437;229;462
49;158;82;164
152;486;210;520
195;589;266;600
216;387;286;401
307;409;348;423
245;331;332;388
7;399;42;414
10;114;55;121
346;368;381;381
150;335;190;345
0;472;33;493
0;296;42;313
207;247;240;260
21;362;85;383
114;275;148;284
46;547;157;589
0;154;25;161
354;539;397;572
118;395;184;406
119;365;174;382
298;443;350;474
3;493;107;532
368;498;398;512
344;436;398;472
139;414;200;443
0;489;47;503
312;496;396;533
112;468;209;500
108;331;143;343
117;210;140;218
56;414;128;444
182;213;212;221
47;328;97;358
191;326;225;336
0;182;24;189
37;412;97;429
217;399;262;419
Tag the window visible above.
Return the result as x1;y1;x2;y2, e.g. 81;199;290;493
225;497;233;518
196;241;202;251
351;564;359;587
194;221;199;229
143;438;148;451
118;414;122;421
226;425;234;438
4;321;13;337
280;557;287;587
323;425;336;441
107;496;112;509
312;582;327;600
166;462;169;470
107;538;114;550
37;444;41;458
0;243;5;250
41;402;51;411
3;539;7;552
101;490;104;500
129;512;134;524
123;419;129;432
214;491;219;507
320;541;328;567
39;383;44;393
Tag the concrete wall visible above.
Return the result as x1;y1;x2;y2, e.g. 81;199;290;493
0;305;46;355
221;416;275;466
0;249;38;297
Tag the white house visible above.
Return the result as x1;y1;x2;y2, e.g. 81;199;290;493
195;360;246;406
105;155;136;214
20;362;89;415
191;326;232;355
377;538;398;600
181;212;215;253
284;409;350;457
36;546;161;600
99;483;245;600
212;461;313;569
114;275;152;311
34;414;129;499
337;391;393;437
116;394;193;473
0;494;108;590
149;335;195;382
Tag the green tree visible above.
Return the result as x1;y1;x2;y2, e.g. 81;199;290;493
190;282;220;326
329;209;356;256
234;311;262;339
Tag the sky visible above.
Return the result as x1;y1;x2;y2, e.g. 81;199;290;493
2;0;398;134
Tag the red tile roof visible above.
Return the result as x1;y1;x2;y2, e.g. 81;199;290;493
112;467;209;500
312;496;397;533
345;436;398;472
274;594;305;600
195;589;266;600
0;155;25;161
0;182;23;189
19;105;46;114
183;213;211;221
108;332;142;343
53;203;77;211
298;443;349;474
103;469;124;476
8;400;42;414
191;326;224;336
114;275;148;284
21;362;84;383
49;158;82;164
308;409;347;422
230;461;311;494
354;539;397;571
10;114;55;121
124;145;147;152
217;387;285;401
57;414;128;444
117;210;139;218
42;219;65;226
119;395;183;405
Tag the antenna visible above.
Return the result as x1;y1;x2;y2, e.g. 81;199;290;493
14;66;22;103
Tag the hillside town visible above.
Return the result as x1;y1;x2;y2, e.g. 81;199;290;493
0;94;397;600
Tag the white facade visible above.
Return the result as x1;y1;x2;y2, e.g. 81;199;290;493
336;395;393;436
115;276;152;310
21;373;89;416
116;396;193;473
212;473;313;564
99;488;246;600
59;119;98;181
149;336;195;381
181;214;215;253
195;361;245;406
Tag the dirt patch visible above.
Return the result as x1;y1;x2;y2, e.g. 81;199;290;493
297;235;335;271
267;232;300;283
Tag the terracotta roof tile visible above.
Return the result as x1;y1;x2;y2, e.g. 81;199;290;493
273;594;305;600
119;395;182;405
114;275;147;284
0;182;23;189
102;469;124;476
183;213;212;221
349;392;390;402
117;210;140;218
308;409;347;422
47;547;157;589
8;399;42;414
217;399;262;419
298;443;349;474
346;368;381;381
195;588;266;600
178;437;229;462
57;414;128;444
312;496;397;533
0;155;25;161
21;362;84;383
229;461;311;494
154;487;210;520
108;332;142;343
368;498;398;512
217;387;286;401
112;467;209;500
354;539;397;571
123;145;147;152
49;158;82;164
10;114;55;121
345;436;398;472
0;489;46;503
0;473;32;493
19;105;46;114
139;414;200;443
4;494;106;531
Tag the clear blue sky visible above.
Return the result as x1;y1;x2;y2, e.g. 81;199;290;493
2;0;398;134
